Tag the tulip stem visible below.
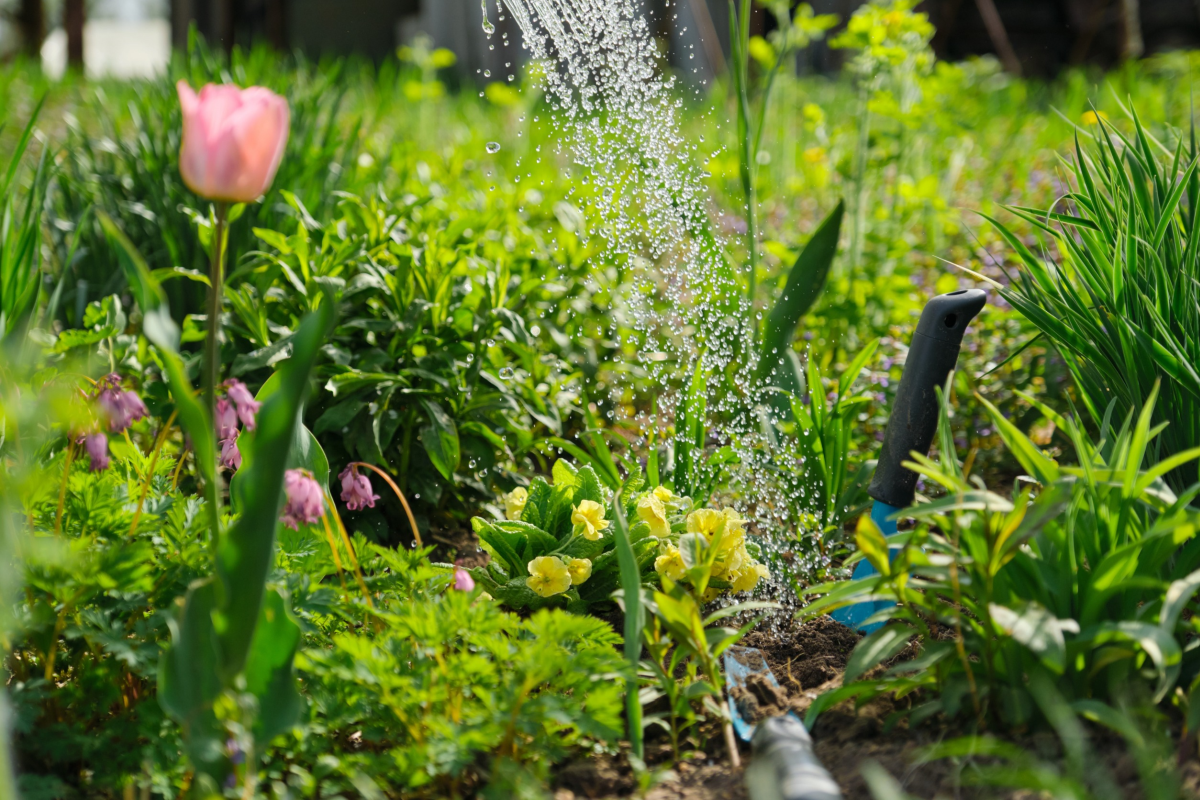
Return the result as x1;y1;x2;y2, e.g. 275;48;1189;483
203;202;229;547
204;202;229;433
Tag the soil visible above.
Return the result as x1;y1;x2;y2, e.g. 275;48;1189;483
553;615;1200;800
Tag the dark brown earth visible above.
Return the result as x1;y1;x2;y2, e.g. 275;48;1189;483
552;615;1200;800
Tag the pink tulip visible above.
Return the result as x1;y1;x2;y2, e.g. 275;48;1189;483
177;81;290;204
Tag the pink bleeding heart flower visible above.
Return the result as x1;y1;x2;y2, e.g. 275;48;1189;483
224;379;261;431
453;567;475;592
82;433;110;472
96;375;148;433
219;437;242;471
280;468;324;530
338;464;380;512
215;398;239;441
176;81;290;204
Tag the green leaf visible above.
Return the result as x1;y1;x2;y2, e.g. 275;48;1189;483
1160;568;1200;633
242;588;303;744
472;518;527;576
156;579;226;782
419;399;460;480
213;301;335;679
989;602;1077;674
1086;621;1182;702
854;514;890;577
843;624;911;683
757;200;844;384
232;371;331;509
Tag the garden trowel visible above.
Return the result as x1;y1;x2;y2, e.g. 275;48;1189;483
831;288;987;632
725;645;842;800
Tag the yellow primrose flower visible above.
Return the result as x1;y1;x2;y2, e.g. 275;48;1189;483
702;588;722;603
652;485;675;503
654;545;687;582
503;487;528;521
712;544;747;579
568;557;593;585
572;500;609;541
731;563;771;594
686;508;725;540
1081;110;1108;125
526;556;571;598
803;146;827;164
637;493;671;538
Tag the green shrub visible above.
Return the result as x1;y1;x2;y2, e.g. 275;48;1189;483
806;382;1200;731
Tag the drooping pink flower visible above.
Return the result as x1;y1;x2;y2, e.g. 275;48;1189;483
280;468;324;530
224;379;261;431
453;567;475;592
220;437;242;471
83;433;110;472
120;390;148;426
176;81;290;204
215;398;239;441
338;465;380;512
96;376;148;434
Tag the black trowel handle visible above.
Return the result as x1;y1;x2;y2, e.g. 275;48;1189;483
867;289;987;509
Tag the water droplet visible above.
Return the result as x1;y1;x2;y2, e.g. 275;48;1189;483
481;0;495;36
499;367;515;380
486;141;501;154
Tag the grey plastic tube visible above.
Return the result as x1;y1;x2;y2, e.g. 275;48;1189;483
745;716;842;800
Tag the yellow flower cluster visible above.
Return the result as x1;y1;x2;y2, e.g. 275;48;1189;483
651;501;770;597
526;555;593;598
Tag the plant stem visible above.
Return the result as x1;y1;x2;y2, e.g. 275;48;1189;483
203;202;229;547
204;203;229;433
349;461;422;547
128;411;177;538
55;440;75;536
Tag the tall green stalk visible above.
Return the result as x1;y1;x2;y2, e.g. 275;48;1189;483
729;0;760;339
202;203;229;544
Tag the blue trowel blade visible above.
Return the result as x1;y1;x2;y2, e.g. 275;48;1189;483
829;501;901;633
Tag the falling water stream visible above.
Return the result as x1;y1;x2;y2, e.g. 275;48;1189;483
485;0;829;613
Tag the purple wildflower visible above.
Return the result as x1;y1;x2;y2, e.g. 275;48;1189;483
224;379;261;430
453;567;475;592
281;468;324;530
215;398;239;441
338;465;380;512
83;433;110;472
219;437;242;471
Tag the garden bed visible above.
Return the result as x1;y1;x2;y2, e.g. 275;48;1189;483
556;616;1200;800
